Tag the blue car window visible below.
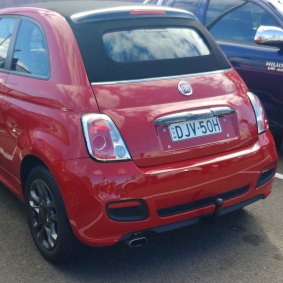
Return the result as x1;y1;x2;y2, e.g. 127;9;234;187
172;0;198;13
205;0;243;26
207;0;280;46
0;17;17;69
11;19;50;78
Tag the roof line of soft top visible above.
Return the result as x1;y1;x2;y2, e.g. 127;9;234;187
70;5;195;23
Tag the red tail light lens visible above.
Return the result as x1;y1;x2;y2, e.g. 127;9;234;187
82;114;131;161
247;92;268;134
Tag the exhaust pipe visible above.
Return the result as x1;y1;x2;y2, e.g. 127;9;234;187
126;235;147;248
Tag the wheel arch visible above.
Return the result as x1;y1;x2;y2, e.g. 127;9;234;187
20;155;49;199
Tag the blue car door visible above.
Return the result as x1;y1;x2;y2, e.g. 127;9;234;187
204;0;283;137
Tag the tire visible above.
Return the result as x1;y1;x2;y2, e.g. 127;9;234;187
25;165;85;263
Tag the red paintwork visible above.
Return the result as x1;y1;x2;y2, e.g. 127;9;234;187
53;132;276;246
92;70;257;167
0;7;278;246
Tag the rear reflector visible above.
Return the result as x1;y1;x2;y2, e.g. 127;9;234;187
256;167;276;188
107;199;149;222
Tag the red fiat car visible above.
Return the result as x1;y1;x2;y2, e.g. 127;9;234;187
0;1;278;262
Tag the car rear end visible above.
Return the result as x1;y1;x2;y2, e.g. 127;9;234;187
55;5;278;246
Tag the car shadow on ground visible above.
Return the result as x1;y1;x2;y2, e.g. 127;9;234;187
55;207;282;282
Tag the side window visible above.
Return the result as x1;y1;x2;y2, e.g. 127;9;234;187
206;0;280;46
11;19;49;77
0;17;17;69
205;0;243;26
172;0;198;13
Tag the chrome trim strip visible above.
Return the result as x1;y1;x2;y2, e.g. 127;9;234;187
155;110;213;126
155;107;235;126
71;6;191;22
211;106;235;116
91;68;233;86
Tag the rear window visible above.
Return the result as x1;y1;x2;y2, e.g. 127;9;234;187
103;28;210;62
70;17;230;83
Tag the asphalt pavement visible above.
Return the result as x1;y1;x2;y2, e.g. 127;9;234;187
0;148;282;283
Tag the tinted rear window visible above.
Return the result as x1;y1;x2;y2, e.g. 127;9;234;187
103;28;210;62
69;17;230;82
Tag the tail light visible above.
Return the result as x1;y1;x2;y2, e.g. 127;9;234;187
81;114;131;161
247;92;268;134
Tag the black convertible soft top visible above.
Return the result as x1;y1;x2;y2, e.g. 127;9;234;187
21;1;193;21
22;1;230;83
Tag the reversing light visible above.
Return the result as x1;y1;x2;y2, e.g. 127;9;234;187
81;114;131;161
247;92;268;134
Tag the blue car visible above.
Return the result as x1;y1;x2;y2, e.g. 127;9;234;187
145;0;283;148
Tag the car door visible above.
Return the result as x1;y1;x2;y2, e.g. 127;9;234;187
204;0;283;137
0;16;19;182
0;17;50;195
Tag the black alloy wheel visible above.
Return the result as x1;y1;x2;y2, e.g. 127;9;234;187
28;179;58;251
25;166;84;262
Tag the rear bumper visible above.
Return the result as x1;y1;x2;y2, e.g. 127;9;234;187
121;193;268;241
52;131;277;247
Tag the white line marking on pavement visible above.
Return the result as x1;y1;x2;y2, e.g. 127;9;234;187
275;173;283;180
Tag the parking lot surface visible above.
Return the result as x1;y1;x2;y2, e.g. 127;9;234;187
0;148;282;283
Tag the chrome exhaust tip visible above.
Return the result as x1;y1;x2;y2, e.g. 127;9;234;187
127;236;147;248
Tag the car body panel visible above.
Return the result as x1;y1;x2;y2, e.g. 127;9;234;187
92;69;258;167
0;8;98;197
0;2;278;248
0;73;9;190
53;131;277;246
